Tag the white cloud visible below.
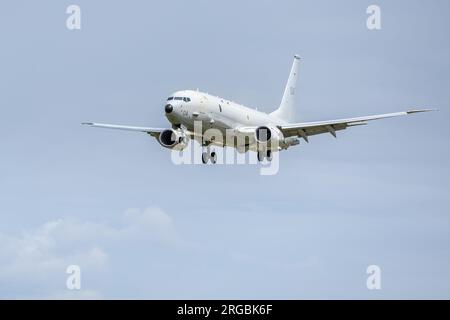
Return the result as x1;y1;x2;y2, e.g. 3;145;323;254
0;207;178;299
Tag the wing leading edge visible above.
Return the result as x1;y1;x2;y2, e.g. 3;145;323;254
82;122;165;137
278;109;435;142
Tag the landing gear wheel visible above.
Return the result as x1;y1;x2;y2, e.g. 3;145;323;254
266;150;273;162
202;152;209;164
210;151;217;164
257;151;265;162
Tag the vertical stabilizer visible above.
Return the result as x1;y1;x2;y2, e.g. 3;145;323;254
270;55;301;122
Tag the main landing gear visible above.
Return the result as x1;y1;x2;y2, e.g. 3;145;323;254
201;143;217;164
257;149;273;162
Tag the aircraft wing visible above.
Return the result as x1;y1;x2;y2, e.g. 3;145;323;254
82;122;165;137
278;109;435;142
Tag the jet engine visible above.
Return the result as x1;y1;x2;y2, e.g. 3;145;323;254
158;128;189;150
255;125;284;146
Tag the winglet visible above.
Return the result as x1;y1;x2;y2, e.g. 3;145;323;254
407;109;438;114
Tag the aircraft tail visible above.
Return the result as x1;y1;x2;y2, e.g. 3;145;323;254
270;55;301;122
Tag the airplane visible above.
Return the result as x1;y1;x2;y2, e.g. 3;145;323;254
83;55;434;164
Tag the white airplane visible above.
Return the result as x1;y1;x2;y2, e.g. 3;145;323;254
83;55;433;164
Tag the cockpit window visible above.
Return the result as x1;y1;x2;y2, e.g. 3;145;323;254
170;96;191;102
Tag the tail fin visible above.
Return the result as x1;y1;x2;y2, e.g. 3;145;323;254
270;55;301;122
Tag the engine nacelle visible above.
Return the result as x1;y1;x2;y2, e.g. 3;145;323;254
158;129;189;150
255;125;284;148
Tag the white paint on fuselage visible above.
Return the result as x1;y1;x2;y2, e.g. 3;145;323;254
165;90;287;134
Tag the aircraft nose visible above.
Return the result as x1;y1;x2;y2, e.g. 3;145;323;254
165;104;173;114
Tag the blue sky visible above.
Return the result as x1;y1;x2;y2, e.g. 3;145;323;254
0;0;449;299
